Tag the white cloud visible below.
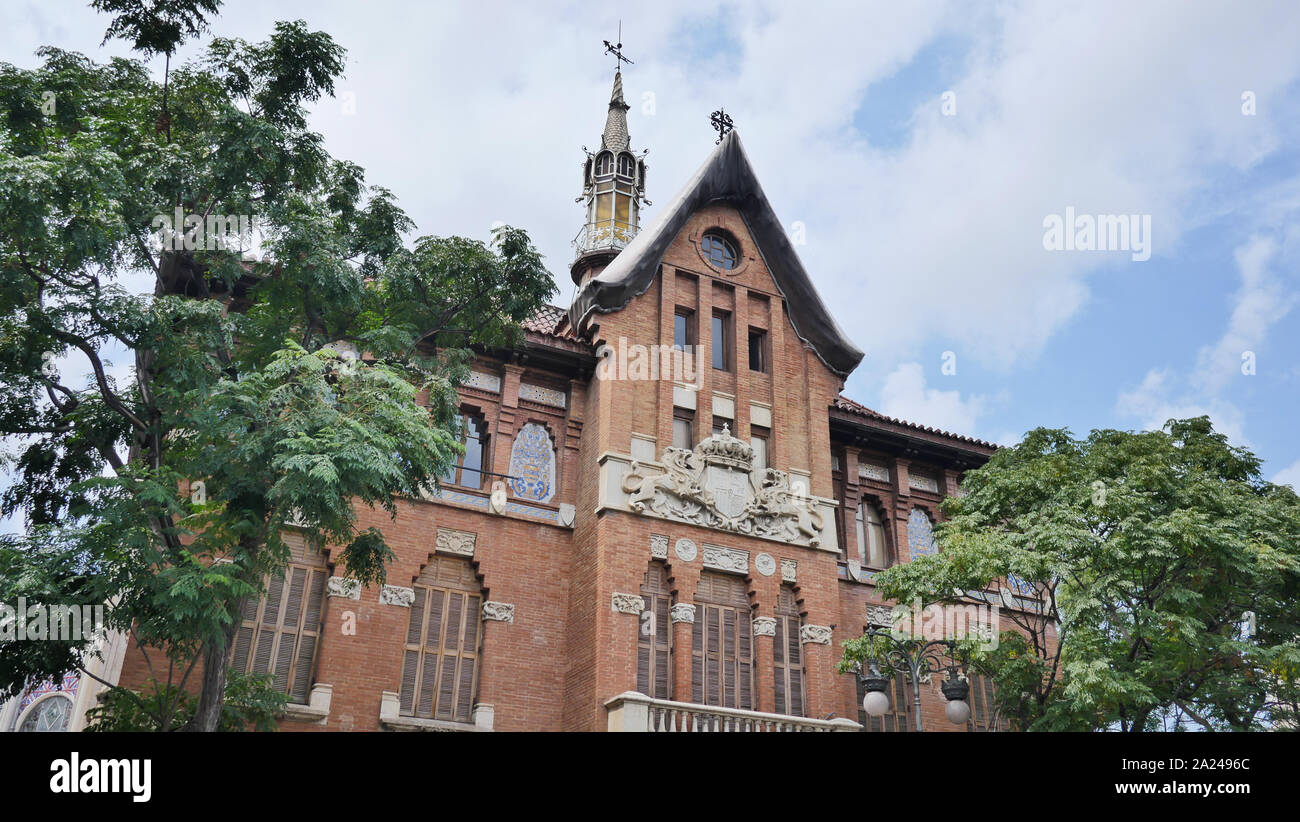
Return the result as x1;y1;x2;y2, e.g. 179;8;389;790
878;362;988;437
1273;458;1300;490
1192;236;1294;394
1114;368;1248;444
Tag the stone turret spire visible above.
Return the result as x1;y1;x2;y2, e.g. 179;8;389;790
601;70;631;152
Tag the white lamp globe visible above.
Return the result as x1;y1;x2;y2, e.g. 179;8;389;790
945;698;971;725
862;689;891;717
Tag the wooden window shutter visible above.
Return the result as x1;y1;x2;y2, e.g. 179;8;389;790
969;674;1004;731
692;572;753;710
228;533;328;704
637;563;672;699
399;556;482;723
772;586;805;717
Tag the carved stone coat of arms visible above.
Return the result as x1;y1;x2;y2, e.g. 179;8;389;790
621;427;824;547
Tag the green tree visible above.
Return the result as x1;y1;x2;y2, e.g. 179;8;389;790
0;6;555;730
847;418;1300;731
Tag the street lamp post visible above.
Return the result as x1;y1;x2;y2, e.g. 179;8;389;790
854;629;971;732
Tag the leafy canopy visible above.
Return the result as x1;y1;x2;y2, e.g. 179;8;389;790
850;418;1300;731
0;9;555;728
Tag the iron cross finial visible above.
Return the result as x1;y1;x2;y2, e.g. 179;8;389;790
603;21;633;70
710;109;734;144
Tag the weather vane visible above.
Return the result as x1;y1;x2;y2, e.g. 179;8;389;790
603;21;633;70
710;109;734;143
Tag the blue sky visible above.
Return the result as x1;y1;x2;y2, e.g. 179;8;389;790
2;0;1299;501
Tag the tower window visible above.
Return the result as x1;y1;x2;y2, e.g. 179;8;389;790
672;408;695;450
617;153;635;177
701;232;738;270
673;309;694;351
748;328;767;373
712;311;731;371
595;152;614;177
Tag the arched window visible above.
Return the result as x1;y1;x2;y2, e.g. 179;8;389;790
595;151;614;177
637;563;672;699
692;573;753;710
400;556;482;723
508;422;555;503
855;499;889;569
617;152;635;178
907;507;938;558
772;586;805;717
229;532;328;704
701;232;738;270
442;412;488;490
16;693;74;732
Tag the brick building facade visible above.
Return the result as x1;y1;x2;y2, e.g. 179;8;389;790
96;70;1045;734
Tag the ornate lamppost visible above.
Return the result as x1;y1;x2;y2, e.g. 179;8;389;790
852;629;971;732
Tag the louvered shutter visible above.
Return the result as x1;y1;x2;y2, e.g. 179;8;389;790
636;563;672;699
228;534;328;705
401;556;482;723
693;573;753;710
772;587;805;717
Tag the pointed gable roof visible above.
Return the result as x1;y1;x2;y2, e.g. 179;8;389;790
569;130;864;377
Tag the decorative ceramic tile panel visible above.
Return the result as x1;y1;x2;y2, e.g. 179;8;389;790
465;371;501;393
908;508;938;557
859;462;890;482
908;473;940;493
508;423;556;503
518;383;566;409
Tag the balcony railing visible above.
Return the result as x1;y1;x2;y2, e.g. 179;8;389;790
605;691;861;732
573;222;637;256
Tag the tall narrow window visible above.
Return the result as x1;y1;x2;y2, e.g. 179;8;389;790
692;573;753;710
637;563;672;700
751;426;769;471
399;556;482;724
855;499;889;569
442;413;488;490
748;328;767;373
772;587;805;716
230;532;329;704
673;310;693;351
711;312;730;370
672;408;694;450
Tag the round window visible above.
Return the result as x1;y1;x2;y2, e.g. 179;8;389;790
701;232;738;270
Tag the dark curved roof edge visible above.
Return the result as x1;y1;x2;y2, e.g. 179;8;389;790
568;130;865;377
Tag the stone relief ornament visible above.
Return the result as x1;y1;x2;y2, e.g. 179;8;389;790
702;544;749;575
611;593;645;615
482;601;516;623
649;534;669;560
754;552;777;577
865;605;895;628
799;624;833;645
780;559;797;584
752;617;777;637
326;576;361;600
670;603;697;624
620;428;826;546
380;585;416;608
436;528;477;557
674;538;698;562
488;480;509;515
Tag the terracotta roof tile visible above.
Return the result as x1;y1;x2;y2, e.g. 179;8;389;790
833;395;998;450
